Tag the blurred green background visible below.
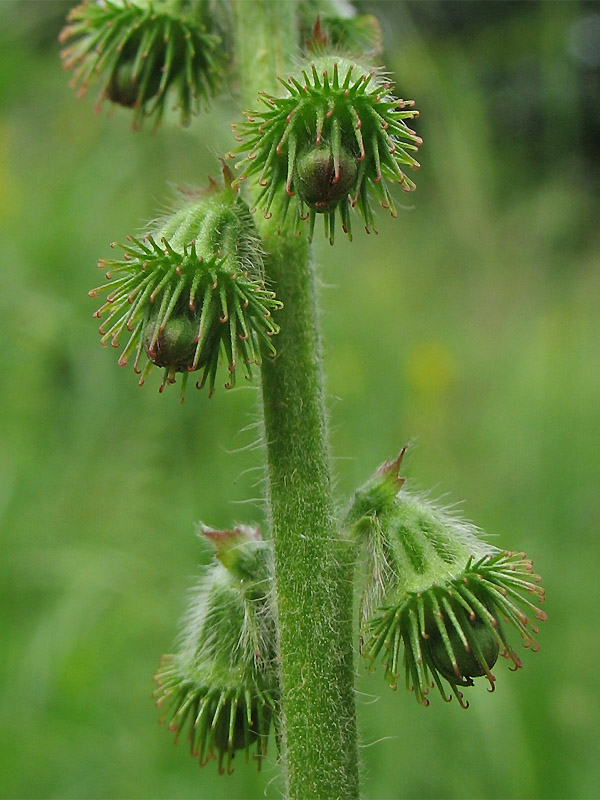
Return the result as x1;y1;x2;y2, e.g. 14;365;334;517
1;1;599;798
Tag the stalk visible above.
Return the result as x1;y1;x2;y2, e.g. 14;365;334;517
232;2;360;797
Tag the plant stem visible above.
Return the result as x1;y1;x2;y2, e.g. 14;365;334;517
259;234;359;800
232;3;360;798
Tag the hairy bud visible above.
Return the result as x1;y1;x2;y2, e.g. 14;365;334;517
349;451;546;707
154;525;277;773
232;53;421;243
60;0;224;128
89;170;282;400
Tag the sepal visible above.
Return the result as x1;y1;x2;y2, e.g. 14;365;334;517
300;9;383;57
154;656;275;773
200;523;270;589
362;551;546;708
346;447;406;525
89;172;282;399
351;455;546;707
231;54;421;244
60;0;225;128
154;525;277;772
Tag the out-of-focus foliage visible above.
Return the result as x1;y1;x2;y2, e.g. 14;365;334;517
1;1;599;798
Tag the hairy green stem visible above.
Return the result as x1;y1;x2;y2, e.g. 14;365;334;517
259;234;359;799
232;2;360;797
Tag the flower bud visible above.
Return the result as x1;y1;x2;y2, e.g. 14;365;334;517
60;0;224;129
232;53;421;243
142;313;200;370
200;524;267;585
104;40;163;108
89;171;282;400
295;145;358;213
299;9;383;57
428;615;500;683
154;525;277;772
350;453;546;707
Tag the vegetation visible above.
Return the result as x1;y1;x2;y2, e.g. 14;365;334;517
1;1;599;798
